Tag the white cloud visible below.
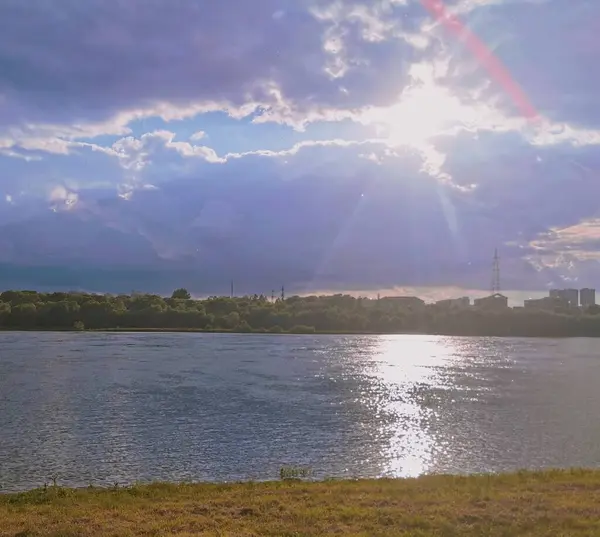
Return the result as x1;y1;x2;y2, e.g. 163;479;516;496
530;219;600;256
104;130;227;194
167;140;224;162
226;138;369;159
450;0;552;16
49;185;79;211
529;122;600;147
522;218;600;288
111;136;148;171
121;130;224;163
0;100;265;158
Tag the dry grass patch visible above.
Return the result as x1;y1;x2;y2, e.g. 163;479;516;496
2;470;600;536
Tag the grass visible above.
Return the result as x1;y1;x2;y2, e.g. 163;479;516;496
2;470;600;536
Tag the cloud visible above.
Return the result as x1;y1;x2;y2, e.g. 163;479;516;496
531;220;600;259
0;134;581;291
0;0;599;294
433;0;600;128
113;130;224;166
2;115;600;292
105;130;225;193
0;0;596;155
0;0;431;133
522;218;600;288
49;185;79;211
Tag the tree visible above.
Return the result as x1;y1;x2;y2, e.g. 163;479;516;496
1;288;600;337
10;303;37;328
223;311;240;329
171;288;191;300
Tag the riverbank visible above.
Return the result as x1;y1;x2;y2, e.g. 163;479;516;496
0;326;417;335
2;470;600;536
0;326;593;338
2;290;600;337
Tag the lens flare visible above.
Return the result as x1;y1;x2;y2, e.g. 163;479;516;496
420;0;539;123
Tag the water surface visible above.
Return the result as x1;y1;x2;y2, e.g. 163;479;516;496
1;333;599;491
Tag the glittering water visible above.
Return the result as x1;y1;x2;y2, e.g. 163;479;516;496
1;332;600;491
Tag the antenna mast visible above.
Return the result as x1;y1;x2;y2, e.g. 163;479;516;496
491;249;501;293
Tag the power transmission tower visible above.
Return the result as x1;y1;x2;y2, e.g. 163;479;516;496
281;285;285;301
491;249;501;294
230;280;234;299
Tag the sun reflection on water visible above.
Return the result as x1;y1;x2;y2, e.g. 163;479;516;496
370;335;456;477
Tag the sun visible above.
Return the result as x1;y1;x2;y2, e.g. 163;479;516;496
361;58;495;148
368;82;475;146
390;85;467;144
360;61;521;161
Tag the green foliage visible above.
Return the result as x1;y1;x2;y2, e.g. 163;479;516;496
279;466;312;480
0;290;599;336
236;320;253;333
171;288;191;300
290;324;316;334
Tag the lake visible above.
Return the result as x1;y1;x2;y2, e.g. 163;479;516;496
1;332;599;491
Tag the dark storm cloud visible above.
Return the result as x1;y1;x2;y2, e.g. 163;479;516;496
442;129;600;233
0;141;468;290
0;0;428;127
0;0;595;133
1;134;592;292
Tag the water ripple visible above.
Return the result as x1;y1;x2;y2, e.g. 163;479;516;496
1;333;600;491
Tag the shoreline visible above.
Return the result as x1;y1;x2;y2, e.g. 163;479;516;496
0;326;597;338
1;290;599;338
2;470;600;535
0;326;419;335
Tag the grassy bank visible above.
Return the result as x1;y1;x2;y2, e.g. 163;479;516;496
3;470;600;536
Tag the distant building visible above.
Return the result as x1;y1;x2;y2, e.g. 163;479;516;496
580;288;596;307
435;297;470;308
381;296;425;308
550;289;579;308
524;296;568;311
474;293;508;310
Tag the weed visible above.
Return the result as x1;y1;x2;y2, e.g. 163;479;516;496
279;466;312;480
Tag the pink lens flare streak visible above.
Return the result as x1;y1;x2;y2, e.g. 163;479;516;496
420;0;540;123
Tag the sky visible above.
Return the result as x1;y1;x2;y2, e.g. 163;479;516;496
0;0;599;300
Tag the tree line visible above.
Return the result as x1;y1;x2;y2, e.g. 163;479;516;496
0;289;600;337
